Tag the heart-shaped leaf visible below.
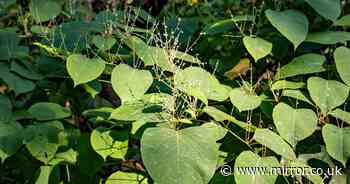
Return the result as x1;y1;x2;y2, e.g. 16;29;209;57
253;128;296;160
28;102;71;121
229;85;261;112
66;54;105;86
90;127;128;160
322;124;350;166
306;31;350;44
141;123;226;184
265;9;309;49
0;121;23;163
304;0;341;21
92;35;116;51
243;36;272;62
175;67;229;102
234;151;280;184
24;121;64;164
273;103;317;147
29;0;62;22
307;77;349;113
275;54;326;80
334;47;350;86
111;64;153;103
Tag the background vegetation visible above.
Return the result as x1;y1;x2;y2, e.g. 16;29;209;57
0;0;350;183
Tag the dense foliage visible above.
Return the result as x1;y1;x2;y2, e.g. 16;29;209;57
0;0;350;183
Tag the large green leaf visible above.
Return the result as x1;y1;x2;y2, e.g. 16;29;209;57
29;0;62;22
28;102;71;121
66;54;106;87
90;127;128;160
265;9;309;49
322;124;350;166
111;64;153;103
306;31;350;44
234;151;280;184
0;95;12;122
229;85;261;112
24;121;64;164
243;36;272;62
334;47;350;86
307;77;349;113
253;128;296;160
174;67;229;103
304;0;341;21
273;103;317;147
10;60;44;80
141;123;226;184
105;171;148;184
0;121;23;162
275;54;325;80
329;109;350;125
35;166;60;184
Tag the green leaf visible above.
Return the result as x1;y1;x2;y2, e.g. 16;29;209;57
48;149;78;165
265;9;309;49
330;174;347;184
273;103;317;147
28;102;71;121
334;47;350;86
271;80;305;90
203;106;255;132
322;124;350;166
90;127;128;160
25;121;64;164
282;90;313;105
306;31;350;44
201;15;254;35
275;54;326;80
234;151;280;184
329;109;350;125
105;172;148;184
29;0;62;22
304;0;341;21
124;36;200;71
307;77;349;113
0;63;36;95
229;85;261;112
92;35;116;51
111;64;153;103
83;81;102;98
175;67;229;102
334;14;350;26
10;60;44;80
253;128;296;160
0;121;23;162
141;123;226;184
288;160;324;184
0;95;12;122
243;36;272;62
66;54;106;86
35;166;60;184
